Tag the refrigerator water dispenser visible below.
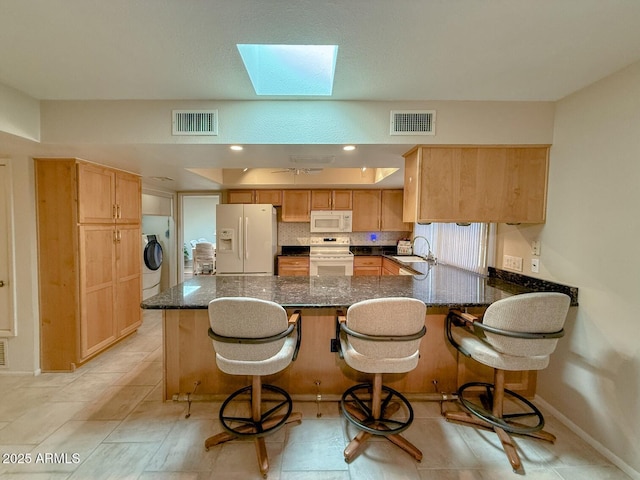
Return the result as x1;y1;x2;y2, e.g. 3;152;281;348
218;228;235;253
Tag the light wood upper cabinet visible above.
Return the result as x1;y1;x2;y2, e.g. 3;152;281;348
352;190;381;231
352;189;410;232
114;171;142;223
227;190;255;204
255;190;282;206
282;190;311;222
381;190;412;231
78;163;115;223
311;190;352;210
77;163;141;224
403;145;550;224
227;189;282;206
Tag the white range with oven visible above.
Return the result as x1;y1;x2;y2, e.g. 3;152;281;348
309;236;354;276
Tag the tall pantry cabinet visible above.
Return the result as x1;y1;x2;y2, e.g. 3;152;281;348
35;159;142;371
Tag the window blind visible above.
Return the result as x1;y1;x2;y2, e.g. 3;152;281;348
413;223;489;275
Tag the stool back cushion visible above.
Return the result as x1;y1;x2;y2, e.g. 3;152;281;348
209;297;289;362
482;292;570;357
346;297;426;359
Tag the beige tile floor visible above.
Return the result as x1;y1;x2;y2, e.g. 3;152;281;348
0;311;632;480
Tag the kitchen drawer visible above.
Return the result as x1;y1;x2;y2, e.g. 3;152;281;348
354;256;382;267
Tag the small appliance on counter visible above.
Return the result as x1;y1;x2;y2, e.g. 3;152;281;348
397;239;412;256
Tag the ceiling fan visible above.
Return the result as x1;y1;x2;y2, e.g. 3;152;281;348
271;168;323;175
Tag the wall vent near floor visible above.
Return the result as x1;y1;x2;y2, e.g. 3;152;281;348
390;110;436;135
172;110;218;136
0;339;7;367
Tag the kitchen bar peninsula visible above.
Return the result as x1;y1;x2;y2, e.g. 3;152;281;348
142;266;538;401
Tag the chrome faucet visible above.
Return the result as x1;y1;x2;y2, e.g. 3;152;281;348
411;236;437;264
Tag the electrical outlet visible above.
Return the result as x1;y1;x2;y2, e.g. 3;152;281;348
531;258;540;273
503;255;523;272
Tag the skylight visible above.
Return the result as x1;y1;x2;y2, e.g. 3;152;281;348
237;44;338;96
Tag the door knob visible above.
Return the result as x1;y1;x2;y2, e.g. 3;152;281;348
0;280;4;287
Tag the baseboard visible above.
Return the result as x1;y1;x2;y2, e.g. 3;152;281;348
0;368;42;376
536;395;640;480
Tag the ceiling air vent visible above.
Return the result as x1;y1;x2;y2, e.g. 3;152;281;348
172;110;218;136
390;110;435;135
0;339;6;368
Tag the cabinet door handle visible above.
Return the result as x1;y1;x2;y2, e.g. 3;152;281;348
0;280;5;287
117;205;121;219
113;204;117;219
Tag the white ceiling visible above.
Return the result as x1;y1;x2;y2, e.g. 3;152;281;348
3;0;640;190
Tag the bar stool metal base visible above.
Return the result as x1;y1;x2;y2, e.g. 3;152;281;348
340;375;422;463
458;381;545;435
205;377;301;478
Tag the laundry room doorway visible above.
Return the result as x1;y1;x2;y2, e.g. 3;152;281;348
178;193;220;281
141;190;176;295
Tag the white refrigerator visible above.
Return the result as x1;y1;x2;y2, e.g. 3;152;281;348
216;204;277;275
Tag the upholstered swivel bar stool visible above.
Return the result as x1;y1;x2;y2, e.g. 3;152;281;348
445;292;571;473
338;297;427;463
205;297;302;477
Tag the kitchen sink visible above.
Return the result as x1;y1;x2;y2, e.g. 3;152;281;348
392;255;427;263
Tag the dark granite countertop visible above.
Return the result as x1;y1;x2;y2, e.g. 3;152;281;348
141;264;542;310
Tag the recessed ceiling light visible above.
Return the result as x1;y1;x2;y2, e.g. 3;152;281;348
343;145;356;151
237;44;338;96
230;145;243;151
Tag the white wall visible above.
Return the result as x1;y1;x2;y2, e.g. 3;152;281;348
0;84;40;141
39;99;555;145
496;61;640;476
1;156;40;373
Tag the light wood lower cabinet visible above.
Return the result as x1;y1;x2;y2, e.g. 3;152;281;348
354;256;382;276
277;256;310;276
162;308;535;401
35;158;142;371
382;257;401;275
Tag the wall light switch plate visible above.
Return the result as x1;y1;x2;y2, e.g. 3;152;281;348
503;255;523;272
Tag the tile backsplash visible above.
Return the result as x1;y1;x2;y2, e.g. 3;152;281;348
277;222;411;246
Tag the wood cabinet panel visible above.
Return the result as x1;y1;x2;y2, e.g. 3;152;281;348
382;257;400;275
255;189;282;206
354;256;382;276
78;163;114;223
115;172;142;223
78;224;116;359
35;158;142;371
116;224;142;336
311;190;352;210
277;256;310;276
282;190;311;222
162;310;461;399
381;189;411;231
352;190;381;231
333;190;353;210
227;190;255;204
404;145;549;224
77;164;141;224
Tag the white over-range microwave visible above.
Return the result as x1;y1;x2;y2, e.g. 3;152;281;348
310;210;353;233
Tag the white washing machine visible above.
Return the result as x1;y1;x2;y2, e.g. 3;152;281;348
142;234;163;300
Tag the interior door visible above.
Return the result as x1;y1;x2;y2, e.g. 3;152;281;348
0;164;14;335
